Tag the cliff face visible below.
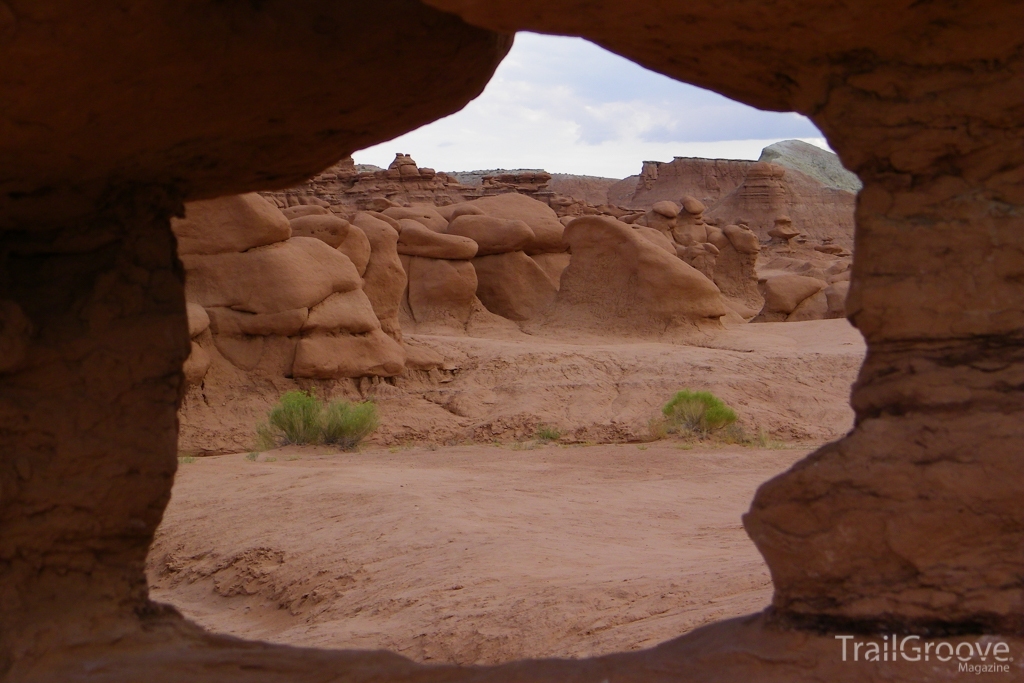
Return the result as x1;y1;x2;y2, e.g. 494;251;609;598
621;157;753;210
610;152;857;249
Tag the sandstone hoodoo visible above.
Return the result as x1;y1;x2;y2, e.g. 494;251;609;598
550;216;729;334
174;196;405;382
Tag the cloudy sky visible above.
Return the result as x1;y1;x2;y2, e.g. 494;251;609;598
354;33;829;179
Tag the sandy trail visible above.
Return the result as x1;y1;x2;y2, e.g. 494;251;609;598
149;443;807;665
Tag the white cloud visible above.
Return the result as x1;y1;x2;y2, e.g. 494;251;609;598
354;33;829;179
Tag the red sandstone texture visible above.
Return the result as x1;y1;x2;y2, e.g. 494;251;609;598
2;0;1023;681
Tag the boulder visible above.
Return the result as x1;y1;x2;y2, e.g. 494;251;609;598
467;193;566;254
723;224;761;254
292;329;405;378
787;289;829;321
760;275;827;314
406;256;477;326
706;225;729;251
288;214;350;248
825;280;850;318
182;236;361;314
352;212;407;340
397;219;478;259
172;193;291;255
207;307;308;336
651;200;679;218
530;252;571;289
337;224;371;276
681;196;706;214
552;216;728;333
768;216;800;240
186;302;210;338
447;215;535;255
472;251;558;321
382;205;449;233
302;290;380;334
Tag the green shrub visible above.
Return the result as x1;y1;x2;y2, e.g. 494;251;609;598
535;425;562;442
268;390;322;445
662;390;737;435
256;391;379;451
321;400;379;450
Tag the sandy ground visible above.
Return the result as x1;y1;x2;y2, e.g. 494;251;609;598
179;319;865;453
149;442;808;665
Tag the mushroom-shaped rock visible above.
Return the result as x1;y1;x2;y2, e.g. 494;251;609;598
351;212;407;340
681;196;706;215
466;193;566;254
767;216;800;240
186;302;210;338
182;236;362;314
397;219;478;259
447;215;535;255
383;206;449;233
723;224;761;254
172;193;292;255
552;216;728;333
759;275;827;315
652;200;680;218
472;251;558;321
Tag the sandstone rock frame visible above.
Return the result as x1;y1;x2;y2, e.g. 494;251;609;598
2;1;1022;681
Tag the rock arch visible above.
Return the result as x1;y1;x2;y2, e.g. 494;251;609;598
2;0;1021;680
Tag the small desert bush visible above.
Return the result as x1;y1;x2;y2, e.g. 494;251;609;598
321;400;379;449
256;391;378;451
661;390;737;436
268;390;322;445
535;425;562;442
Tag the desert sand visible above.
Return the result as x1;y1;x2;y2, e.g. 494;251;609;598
149;442;807;666
151;318;864;666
